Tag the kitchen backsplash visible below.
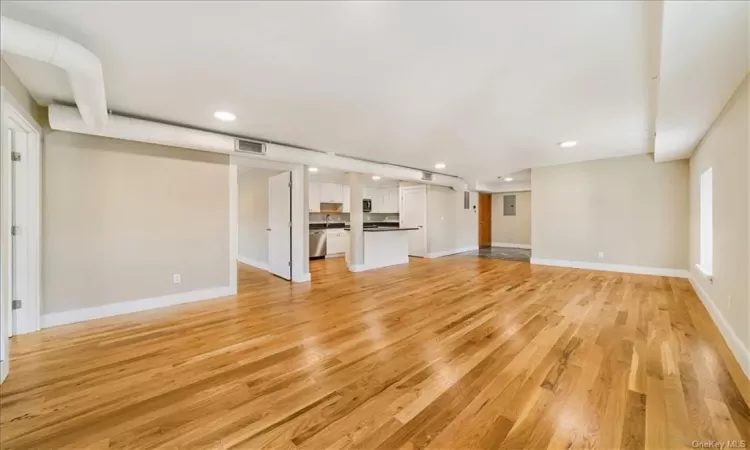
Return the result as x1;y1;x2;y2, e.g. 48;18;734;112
310;212;399;223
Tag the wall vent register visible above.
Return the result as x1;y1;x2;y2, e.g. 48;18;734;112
234;139;267;155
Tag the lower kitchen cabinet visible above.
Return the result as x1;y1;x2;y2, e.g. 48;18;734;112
326;229;350;255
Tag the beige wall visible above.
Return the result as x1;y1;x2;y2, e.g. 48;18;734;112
491;191;531;246
689;76;749;354
43;131;231;314
1;58;42;123
426;186;478;254
531;154;689;270
238;168;282;265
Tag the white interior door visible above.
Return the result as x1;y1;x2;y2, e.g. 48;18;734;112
268;172;292;280
402;186;426;257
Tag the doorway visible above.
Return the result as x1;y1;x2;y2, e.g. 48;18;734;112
268;171;292;280
1;88;41;381
478;193;492;248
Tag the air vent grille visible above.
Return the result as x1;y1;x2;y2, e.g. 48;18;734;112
421;172;433;181
235;139;266;155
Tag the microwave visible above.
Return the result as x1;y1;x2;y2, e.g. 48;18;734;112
363;199;372;212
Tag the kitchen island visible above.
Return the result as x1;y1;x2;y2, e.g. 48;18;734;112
345;227;419;272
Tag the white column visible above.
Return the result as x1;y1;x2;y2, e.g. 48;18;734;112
348;173;365;270
228;160;238;294
291;165;310;282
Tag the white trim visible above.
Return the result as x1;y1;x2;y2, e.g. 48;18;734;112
426;246;479;259
0;359;8;384
291;166;309;283
491;242;532;249
237;256;269;272
294;272;311;283
228;163;238;295
41;285;234;328
689;277;750;378
348;261;409;272
1;87;42;339
694;263;714;283
530;258;689;278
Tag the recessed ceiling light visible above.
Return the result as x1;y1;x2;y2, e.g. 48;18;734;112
372;175;381;180
504;177;513;182
308;167;318;173
558;140;577;148
434;163;446;169
214;111;236;121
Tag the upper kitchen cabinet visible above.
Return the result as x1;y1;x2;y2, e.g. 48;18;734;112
309;182;321;213
363;186;375;202
320;182;343;203
384;187;400;213
370;187;399;213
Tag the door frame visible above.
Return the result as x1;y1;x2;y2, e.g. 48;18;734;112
478;193;492;248
1;87;42;381
400;184;427;257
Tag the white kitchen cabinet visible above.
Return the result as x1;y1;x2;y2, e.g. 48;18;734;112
320;183;343;203
385;188;400;213
369;188;399;213
363;187;375;202
309;182;321;213
326;229;349;255
342;185;351;213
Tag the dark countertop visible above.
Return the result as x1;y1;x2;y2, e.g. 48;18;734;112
343;227;419;232
310;221;400;230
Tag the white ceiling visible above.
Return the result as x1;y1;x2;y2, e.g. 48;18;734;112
1;1;746;187
654;1;749;162
309;167;399;187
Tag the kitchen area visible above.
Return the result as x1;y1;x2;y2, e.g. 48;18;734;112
307;168;418;272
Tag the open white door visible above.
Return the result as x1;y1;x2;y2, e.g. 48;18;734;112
402;186;427;257
268;172;292;280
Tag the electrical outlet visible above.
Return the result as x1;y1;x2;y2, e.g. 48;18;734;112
598;252;604;260
173;274;181;284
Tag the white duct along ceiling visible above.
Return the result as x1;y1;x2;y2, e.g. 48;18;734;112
47;105;465;189
0;15;108;129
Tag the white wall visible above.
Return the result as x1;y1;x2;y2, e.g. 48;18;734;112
492;191;531;247
43;132;232;318
531;154;689;272
689;76;749;374
237;168;282;269
426;186;478;257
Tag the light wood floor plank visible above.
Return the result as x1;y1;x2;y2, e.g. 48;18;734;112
1;257;748;449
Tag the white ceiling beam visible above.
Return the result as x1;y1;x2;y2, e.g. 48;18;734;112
48;104;464;189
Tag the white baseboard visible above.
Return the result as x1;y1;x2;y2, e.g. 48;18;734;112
348;261;408;272
41;285;234;328
293;272;311;283
530;258;689;278
426;246;479;259
491;242;532;249
0;360;8;384
689;277;750;378
237;255;269;272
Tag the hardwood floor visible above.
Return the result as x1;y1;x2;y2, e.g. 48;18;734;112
1;257;749;449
